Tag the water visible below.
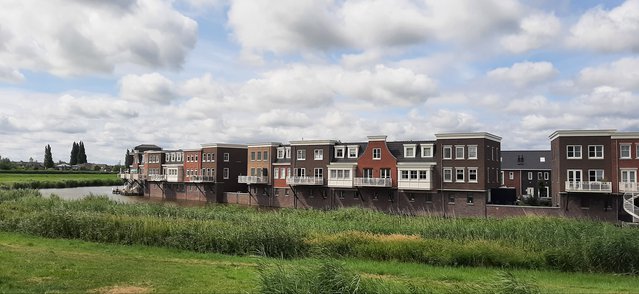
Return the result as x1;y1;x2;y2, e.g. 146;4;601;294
39;186;147;204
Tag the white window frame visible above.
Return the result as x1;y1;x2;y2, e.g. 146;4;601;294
404;144;416;158
455;146;465;160
314;149;323;160
621;144;632;159
468;145;478;160
567;169;582;182
274;167;279;179
380;168;391;179
280;168;287;179
509;172;514;180
468;168;478;183
285;147;291;159
443;168;453;182
277;147;285;159
297;149;306;160
223;168;229;179
314;168;323;178
443;145;452;160
528;172;533;180
588;145;604;159
544;172;549;180
567;145;582;159
588;169;604;182
224;153;229;162
455;168;465;183
335;146;345;158
372;148;381;160
421;144;434;158
347;146;358;158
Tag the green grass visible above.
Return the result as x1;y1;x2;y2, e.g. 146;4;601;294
1;232;638;293
0;173;121;189
1;190;639;274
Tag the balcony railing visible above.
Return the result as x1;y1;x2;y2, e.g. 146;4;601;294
286;176;324;186
327;178;354;188
565;181;612;193
619;182;639;193
147;174;167;182
190;175;216;182
397;179;432;190
238;176;269;184
354;177;392;187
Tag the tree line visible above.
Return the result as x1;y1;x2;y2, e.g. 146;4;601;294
41;141;88;169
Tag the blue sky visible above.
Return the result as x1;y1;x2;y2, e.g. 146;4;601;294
1;0;639;164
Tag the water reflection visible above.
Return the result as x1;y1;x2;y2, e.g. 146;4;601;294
38;186;207;207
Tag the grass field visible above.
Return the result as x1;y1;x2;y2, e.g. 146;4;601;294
1;232;638;293
0;173;121;189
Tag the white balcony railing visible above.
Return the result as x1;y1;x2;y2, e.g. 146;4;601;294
147;174;167;182
190;175;216;182
238;176;269;184
397;179;432;190
286;176;324;186
565;181;612;193
327;178;354;188
354;177;392;187
619;182;639;193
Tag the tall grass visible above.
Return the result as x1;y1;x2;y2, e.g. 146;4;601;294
1;189;638;273
0;178;123;189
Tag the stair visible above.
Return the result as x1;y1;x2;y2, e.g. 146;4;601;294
622;192;639;223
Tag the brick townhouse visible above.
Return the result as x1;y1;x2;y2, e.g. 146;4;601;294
501;150;552;200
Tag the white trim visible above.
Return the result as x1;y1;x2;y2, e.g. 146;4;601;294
455;145;465;160
246;142;282;147
367;135;387;141
468;167;478;183
467;145;478;160
334;146;345;158
611;132;639;139
328;162;358;167
396;162;437;167
347;145;359;158
587;145;604;159
443;168;453;182
435;132;502;142
455;168;465;183
372;148;382;160
421;143;434;158
566;145;582;159
620;143;632;159
443;145;452;160
200;143;248;149
289;140;336;146
549;129;615;141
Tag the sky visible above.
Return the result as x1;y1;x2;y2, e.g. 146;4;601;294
1;0;639;165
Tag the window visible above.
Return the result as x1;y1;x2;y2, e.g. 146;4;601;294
330;170;337;179
295;168;306;177
297;149;306;160
223;168;229;179
468;168;478;183
257;151;262;161
443;146;452;159
467;194;474;204
421;144;434;158
250;168;255;176
419;170;427;180
443;168;453;182
621;144;631;159
410;170;418;179
567;145;582;159
277;148;285;159
401;170;409;180
588;145;604;159
287;168;291;178
538;172;543;180
544;172;549;180
285;147;291;159
224;153;229;162
314;168;323;178
468;145;478;159
589;169;604;182
456;168;465;182
528;172;533;180
338;191;345;200
372;148;381;160
381;168;391;178
404;144;416;158
448;195;455;204
314;149;323;160
250;152;255;161
363;168;373;178
455;146;465;159
335;147;345;158
408;193;415;202
567;169;582;182
637;144;639;158
263;151;268;161
347;146;358;158
509;172;514;180
274;168;279;179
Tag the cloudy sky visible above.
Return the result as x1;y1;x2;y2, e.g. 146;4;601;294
1;0;638;164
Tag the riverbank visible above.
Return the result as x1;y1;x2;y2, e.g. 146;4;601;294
0;172;122;189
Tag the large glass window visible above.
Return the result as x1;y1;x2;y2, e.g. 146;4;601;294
567;145;582;159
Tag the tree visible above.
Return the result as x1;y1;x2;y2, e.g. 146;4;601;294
70;142;78;165
77;141;87;164
0;157;14;170
44;145;55;169
125;149;133;167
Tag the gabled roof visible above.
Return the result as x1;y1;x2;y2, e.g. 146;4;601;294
501;150;551;170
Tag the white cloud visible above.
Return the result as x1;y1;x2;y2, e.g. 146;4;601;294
120;73;178;104
575;86;639;118
568;0;639;52
501;12;561;53
577;57;639;91
0;66;24;83
257;109;311;127
487;61;558;87
0;0;197;77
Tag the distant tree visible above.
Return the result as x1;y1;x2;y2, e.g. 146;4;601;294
0;157;14;170
70;142;79;165
78;141;87;164
125;149;133;167
29;157;34;163
44;145;54;169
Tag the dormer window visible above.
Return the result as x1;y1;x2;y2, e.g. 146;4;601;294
335;146;345;158
372;148;381;160
277;147;285;159
347;146;358;158
421;144;433;158
404;144;416;158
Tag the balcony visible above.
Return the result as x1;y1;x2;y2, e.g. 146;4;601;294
190;175;216;183
354;177;392;187
119;173;140;180
327;178;354;188
619;182;639;193
398;179;432;190
238;176;269;185
147;175;167;182
286;176;324;186
565;181;612;193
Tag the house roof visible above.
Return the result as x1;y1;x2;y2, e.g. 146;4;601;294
501;150;551;170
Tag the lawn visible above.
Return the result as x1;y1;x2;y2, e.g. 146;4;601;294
1;232;638;293
0;173;121;188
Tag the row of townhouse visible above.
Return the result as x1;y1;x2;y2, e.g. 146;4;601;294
120;130;639;222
